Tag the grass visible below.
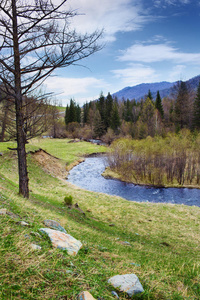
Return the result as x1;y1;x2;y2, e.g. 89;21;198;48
0;138;199;299
29;138;107;165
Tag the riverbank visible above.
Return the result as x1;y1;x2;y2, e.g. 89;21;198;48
0;138;200;299
102;167;200;189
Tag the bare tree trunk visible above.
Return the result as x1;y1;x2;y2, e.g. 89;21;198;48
1;101;9;142
12;0;29;198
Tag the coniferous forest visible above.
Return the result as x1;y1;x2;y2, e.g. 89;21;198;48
63;80;200;143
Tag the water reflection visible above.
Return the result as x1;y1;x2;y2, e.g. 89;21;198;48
67;156;200;207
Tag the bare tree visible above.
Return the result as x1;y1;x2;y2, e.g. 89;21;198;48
0;0;102;198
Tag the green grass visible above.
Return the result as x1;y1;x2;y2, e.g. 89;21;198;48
0;139;199;299
29;138;107;165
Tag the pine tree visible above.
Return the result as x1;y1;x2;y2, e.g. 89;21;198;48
105;92;113;129
147;89;153;101
97;92;105;124
65;105;70;125
76;104;81;124
83;102;89;124
65;99;81;125
193;81;200;130
111;103;121;133
174;81;190;129
155;91;164;118
93;109;105;138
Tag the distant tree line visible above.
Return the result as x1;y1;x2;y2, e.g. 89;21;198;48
64;80;200;142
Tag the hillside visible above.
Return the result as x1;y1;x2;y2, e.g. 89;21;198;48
112;74;200;101
0;139;200;299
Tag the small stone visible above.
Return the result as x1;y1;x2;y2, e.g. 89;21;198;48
118;241;131;246
78;291;96;300
0;208;7;215
31;243;42;250
18;221;29;226
65;269;73;274
24;234;30;239
130;263;141;267
40;228;82;256
43;219;67;233
108;274;144;296
111;291;119;298
30;231;42;238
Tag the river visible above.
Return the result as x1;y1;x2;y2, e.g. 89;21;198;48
67;156;200;207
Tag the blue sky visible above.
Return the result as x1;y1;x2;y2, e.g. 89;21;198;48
44;0;200;106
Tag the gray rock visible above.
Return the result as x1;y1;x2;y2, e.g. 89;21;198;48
108;274;144;296
24;234;30;239
111;291;119;298
40;228;82;256
18;221;29;226
30;231;42;238
31;243;42;250
43;219;67;233
78;291;96;300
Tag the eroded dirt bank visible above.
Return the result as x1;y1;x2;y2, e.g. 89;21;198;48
32;149;84;179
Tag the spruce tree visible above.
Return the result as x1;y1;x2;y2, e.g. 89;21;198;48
105;92;113;129
65;99;81;125
174;81;190;129
65;105;70;125
93;110;105;138
83;102;89;124
111;103;121;133
97;92;105;124
147;89;153;101
193;81;200;130
155;91;164;118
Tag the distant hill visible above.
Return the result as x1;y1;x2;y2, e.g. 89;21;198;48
112;75;200;101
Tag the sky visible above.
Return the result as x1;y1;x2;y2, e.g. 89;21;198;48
44;0;200;106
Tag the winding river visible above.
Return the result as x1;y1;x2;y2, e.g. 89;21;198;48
67;156;200;207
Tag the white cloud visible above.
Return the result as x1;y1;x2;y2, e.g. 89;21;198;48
168;65;186;81
111;63;158;86
154;0;190;6
64;0;151;41
118;43;200;64
44;76;108;105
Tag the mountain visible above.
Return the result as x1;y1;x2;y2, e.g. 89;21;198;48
112;75;200;101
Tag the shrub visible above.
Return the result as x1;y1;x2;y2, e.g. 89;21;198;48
64;195;73;206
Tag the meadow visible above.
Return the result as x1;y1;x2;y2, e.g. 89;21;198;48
0;138;199;299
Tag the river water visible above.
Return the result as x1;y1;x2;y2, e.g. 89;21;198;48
67;156;200;207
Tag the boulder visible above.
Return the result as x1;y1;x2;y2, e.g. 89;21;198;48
43;219;67;233
40;228;82;256
78;291;96;300
108;274;144;296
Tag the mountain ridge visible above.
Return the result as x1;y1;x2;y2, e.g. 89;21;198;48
112;75;200;101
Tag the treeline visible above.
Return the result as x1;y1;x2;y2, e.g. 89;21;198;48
107;130;200;187
64;80;200;142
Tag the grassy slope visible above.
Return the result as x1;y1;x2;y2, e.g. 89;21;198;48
0;139;199;300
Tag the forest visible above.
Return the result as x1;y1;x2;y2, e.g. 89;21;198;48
64;79;200;143
1;78;200;188
1;79;200;143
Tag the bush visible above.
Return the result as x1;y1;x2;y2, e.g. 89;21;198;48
64;195;73;206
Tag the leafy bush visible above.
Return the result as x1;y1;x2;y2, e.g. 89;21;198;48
64;195;73;206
